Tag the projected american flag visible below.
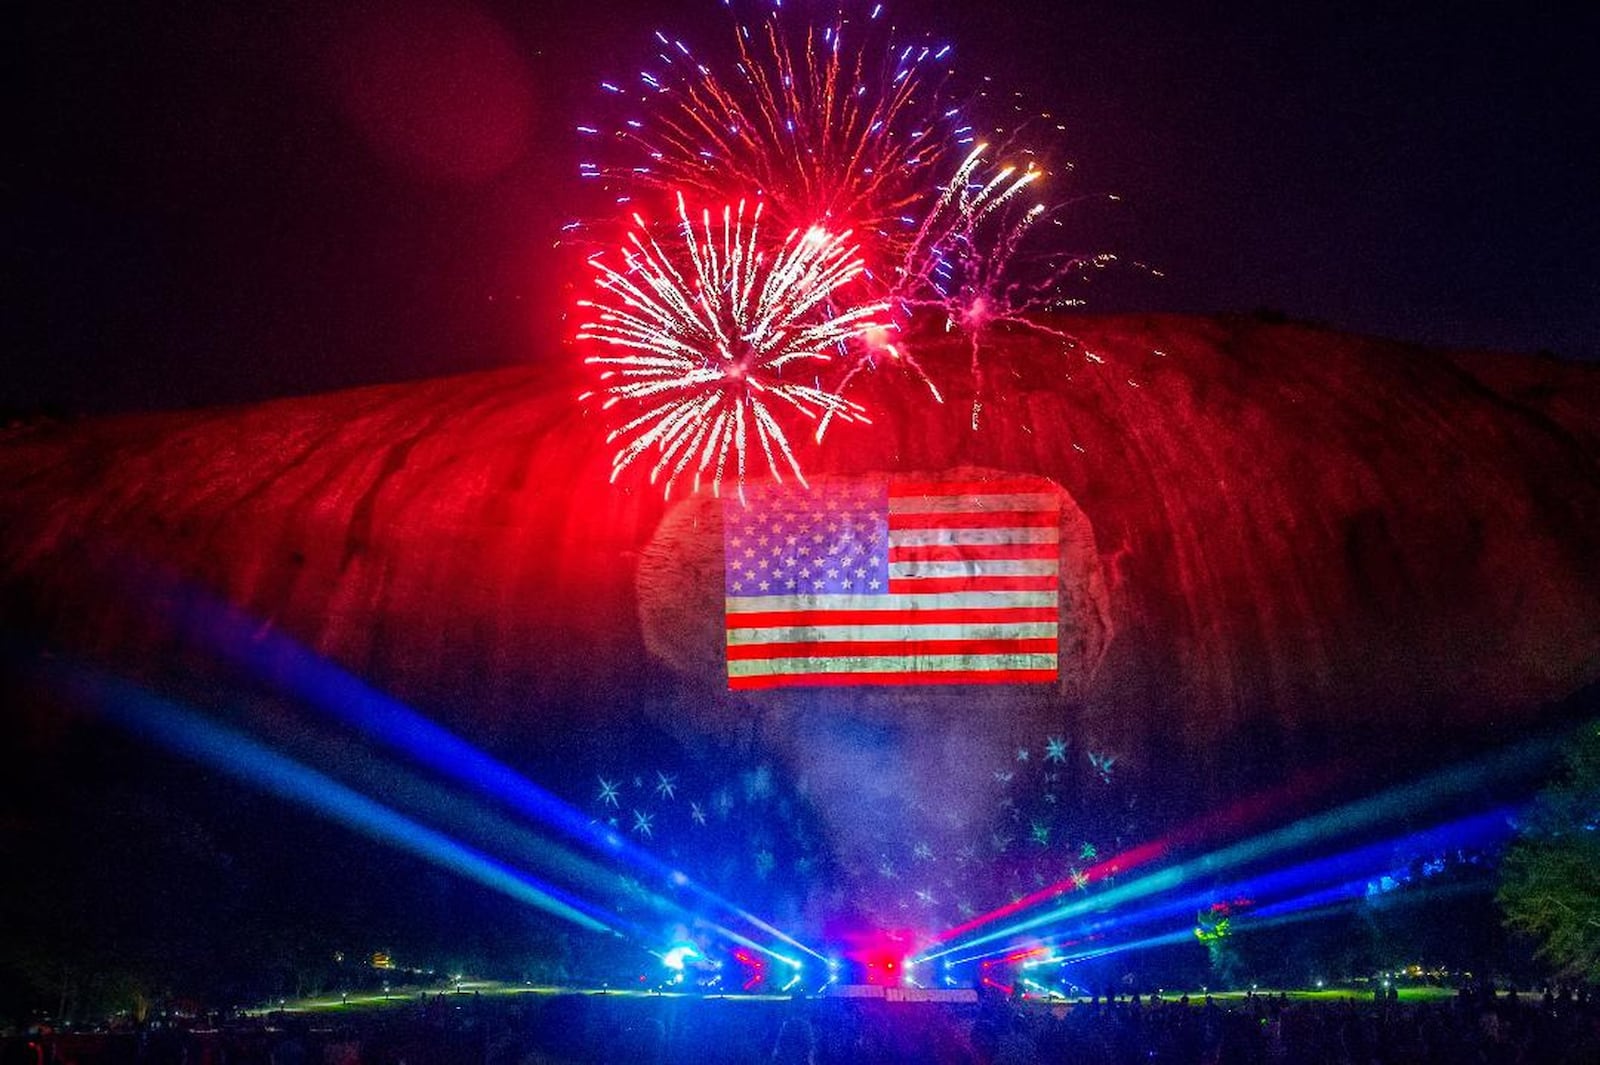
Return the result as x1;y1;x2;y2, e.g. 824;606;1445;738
723;478;1060;688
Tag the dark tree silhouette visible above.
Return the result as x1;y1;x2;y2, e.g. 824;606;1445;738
1499;722;1600;981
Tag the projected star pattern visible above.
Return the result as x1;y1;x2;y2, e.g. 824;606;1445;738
578;733;1141;929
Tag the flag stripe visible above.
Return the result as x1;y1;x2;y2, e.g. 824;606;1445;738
727;591;1057;612
729;653;1059;677
730;669;1059;689
728;622;1059;645
887;492;1058;514
889;479;1060;498
889;559;1058;578
888;527;1060;547
889;509;1059;530
887;575;1058;594
890;542;1060;562
727;637;1058;661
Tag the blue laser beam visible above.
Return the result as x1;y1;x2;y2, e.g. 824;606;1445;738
921;736;1557;963
943;808;1514;968
48;662;623;935
133;577;828;964
230;702;787;957
239;628;825;961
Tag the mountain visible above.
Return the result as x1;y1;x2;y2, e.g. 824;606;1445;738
3;314;1597;804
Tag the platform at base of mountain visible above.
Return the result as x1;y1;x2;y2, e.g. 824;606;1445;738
826;985;979;1004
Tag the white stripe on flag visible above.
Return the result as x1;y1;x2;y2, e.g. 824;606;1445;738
729;653;1059;677
887;492;1059;513
888;559;1059;579
888;527;1060;547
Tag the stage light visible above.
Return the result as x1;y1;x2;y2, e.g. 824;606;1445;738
661;943;702;972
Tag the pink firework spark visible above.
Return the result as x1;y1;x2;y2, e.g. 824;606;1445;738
829;143;1063;412
902;144;1118;326
577;193;890;499
889;143;1123;427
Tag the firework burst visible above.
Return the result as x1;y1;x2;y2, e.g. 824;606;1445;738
887;143;1122;426
908;145;1119;328
576;3;1138;443
825;143;1073;414
577;193;890;499
580;4;964;258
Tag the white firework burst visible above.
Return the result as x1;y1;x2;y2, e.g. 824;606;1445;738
578;192;889;498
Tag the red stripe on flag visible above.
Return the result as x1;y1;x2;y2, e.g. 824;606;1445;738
887;575;1059;594
888;479;1059;498
730;669;1060;689
726;606;1059;629
726;637;1059;661
890;542;1060;562
888;509;1059;530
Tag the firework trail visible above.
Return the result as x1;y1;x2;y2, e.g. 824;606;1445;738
898;143;1047;315
577;193;890;499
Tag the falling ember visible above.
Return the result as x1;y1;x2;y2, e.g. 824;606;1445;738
577;193;890;500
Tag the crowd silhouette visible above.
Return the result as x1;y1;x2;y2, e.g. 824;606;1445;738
7;983;1598;1065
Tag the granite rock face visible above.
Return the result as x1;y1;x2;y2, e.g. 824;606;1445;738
4;315;1598;781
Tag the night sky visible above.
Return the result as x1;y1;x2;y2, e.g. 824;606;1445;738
10;0;1596;416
